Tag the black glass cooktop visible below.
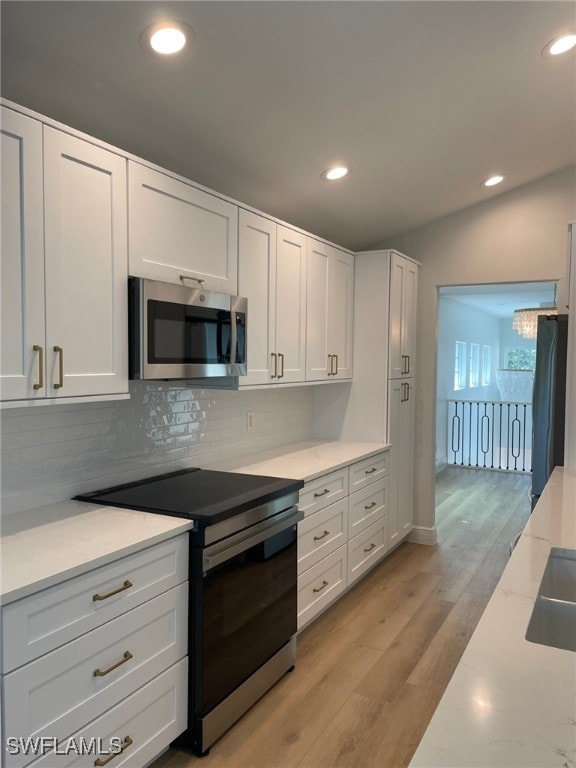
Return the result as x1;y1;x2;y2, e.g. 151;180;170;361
75;468;303;525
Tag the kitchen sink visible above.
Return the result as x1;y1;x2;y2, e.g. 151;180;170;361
525;548;576;653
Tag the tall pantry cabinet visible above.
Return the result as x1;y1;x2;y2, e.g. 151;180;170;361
348;250;419;547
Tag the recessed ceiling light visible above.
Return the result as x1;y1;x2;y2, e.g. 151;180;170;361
482;175;505;188
542;32;576;57
142;21;193;55
321;166;349;181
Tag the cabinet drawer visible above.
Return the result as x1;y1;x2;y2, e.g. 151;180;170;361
20;659;188;768
4;584;187;766
347;517;388;586
348;478;387;539
2;534;188;672
348;452;389;493
298;500;347;575
297;546;347;630
299;469;348;518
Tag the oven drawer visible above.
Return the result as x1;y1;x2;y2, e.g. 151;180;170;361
2;534;188;673
348;478;387;539
298;468;348;518
297;546;347;630
22;659;188;768
4;584;187;765
347;517;388;586
298;499;348;575
348;452;389;494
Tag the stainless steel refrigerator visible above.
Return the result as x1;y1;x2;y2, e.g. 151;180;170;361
531;314;569;506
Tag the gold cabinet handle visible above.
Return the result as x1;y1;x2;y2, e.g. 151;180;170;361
270;352;277;378
328;354;333;375
53;346;64;389
406;355;411;375
334;354;338;375
313;580;329;594
94;650;133;677
278;352;285;378
364;543;376;553
33;345;44;390
365;467;377;475
313;530;330;541
179;275;204;285
313;488;330;498
364;501;377;510
94;736;133;766
93;579;133;602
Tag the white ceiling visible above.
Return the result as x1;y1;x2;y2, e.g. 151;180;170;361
1;1;575;251
440;281;557;319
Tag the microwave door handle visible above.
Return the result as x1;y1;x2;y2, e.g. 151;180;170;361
230;308;237;364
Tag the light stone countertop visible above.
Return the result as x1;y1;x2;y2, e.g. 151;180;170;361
409;466;576;768
206;439;390;481
0;501;193;604
0;440;388;605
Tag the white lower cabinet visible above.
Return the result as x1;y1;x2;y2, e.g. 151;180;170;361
25;660;188;768
1;534;189;768
297;451;389;630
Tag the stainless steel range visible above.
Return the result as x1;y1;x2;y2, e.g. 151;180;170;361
77;467;304;755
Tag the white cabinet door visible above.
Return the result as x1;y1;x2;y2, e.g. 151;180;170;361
306;240;354;381
329;248;354;379
43;127;128;397
0;108;46;400
128;161;238;294
387;378;414;546
388;251;418;379
238;210;276;385
306;239;330;380
275;226;307;383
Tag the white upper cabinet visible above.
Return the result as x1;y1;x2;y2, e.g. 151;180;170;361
1;109;128;403
0;108;45;400
388;251;418;379
238;209;277;386
238;214;307;386
128;161;238;294
43;128;128;397
275;225;307;383
306;239;354;381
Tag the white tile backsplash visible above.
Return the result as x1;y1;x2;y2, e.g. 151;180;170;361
0;383;313;516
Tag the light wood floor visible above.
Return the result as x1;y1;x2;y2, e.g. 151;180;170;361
153;467;531;768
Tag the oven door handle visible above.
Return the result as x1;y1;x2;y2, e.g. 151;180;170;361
203;507;303;571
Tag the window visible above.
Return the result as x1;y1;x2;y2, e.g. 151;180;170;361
454;341;467;390
482;345;491;386
505;348;536;370
469;343;480;388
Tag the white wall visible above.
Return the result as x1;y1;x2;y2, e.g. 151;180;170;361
0;384;313;516
389;166;576;532
436;297;500;467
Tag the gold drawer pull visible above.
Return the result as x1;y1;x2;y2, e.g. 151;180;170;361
313;580;329;594
33;345;44;390
94;735;133;766
365;467;377;475
364;543;376;553
179;275;204;285
313;488;330;498
313;530;330;541
93;579;133;602
94;650;133;677
364;501;377;510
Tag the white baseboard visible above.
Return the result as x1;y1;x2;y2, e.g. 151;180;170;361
408;526;437;545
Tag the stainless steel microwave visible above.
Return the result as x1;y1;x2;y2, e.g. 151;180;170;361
129;277;247;380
